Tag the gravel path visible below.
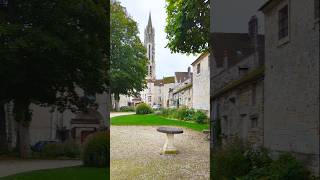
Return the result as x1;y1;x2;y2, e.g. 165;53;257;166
111;126;210;180
0;159;82;177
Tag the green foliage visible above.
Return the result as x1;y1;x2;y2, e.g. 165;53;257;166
176;106;192;120
165;0;209;54
110;1;148;98
193;110;207;124
241;153;310;180
2;166;108;180
212;140;311;180
111;114;209;132
41;141;80;158
160;107;208;124
82;131;109;168
212;141;253;179
0;0;109;157
120;106;135;112
135;103;153;114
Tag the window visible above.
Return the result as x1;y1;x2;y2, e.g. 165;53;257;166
278;5;289;40
197;63;201;74
148;96;151;102
316;0;320;19
149;66;152;76
238;67;249;76
0;0;8;7
251;117;258;128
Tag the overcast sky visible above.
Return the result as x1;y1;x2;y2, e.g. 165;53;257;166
118;0;198;79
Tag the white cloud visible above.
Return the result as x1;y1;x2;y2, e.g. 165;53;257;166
118;0;198;78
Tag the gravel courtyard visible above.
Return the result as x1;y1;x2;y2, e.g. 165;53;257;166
110;126;210;180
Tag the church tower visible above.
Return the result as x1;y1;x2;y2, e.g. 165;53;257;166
144;12;156;80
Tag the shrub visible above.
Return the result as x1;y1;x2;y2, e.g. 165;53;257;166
193;110;208;124
82;131;109;167
242;153;310;180
119;106;135;112
211;140;252;179
176;106;188;120
42;141;80;158
268;153;310;180
135;103;153;114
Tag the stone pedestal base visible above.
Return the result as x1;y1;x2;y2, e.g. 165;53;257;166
160;134;178;155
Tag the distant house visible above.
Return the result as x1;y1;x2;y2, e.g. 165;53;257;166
171;69;193;108
192;52;210;115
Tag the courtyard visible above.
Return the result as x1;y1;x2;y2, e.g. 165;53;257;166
110;114;210;179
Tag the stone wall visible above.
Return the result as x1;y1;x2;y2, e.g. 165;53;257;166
263;0;319;174
192;54;210;113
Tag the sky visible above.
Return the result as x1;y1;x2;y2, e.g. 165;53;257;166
118;0;199;79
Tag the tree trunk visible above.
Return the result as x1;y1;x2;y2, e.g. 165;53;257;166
114;94;120;112
13;100;31;158
0;104;7;152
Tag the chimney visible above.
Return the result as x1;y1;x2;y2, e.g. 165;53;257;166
248;15;258;38
248;15;260;67
187;67;191;78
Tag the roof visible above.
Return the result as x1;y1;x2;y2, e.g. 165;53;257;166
212;66;265;99
210;32;264;67
154;79;163;86
191;51;210;66
175;72;190;83
173;83;192;94
259;0;280;12
162;76;175;84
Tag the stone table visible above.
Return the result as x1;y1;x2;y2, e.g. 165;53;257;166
157;127;183;154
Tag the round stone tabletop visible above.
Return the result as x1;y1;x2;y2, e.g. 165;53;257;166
157;127;183;134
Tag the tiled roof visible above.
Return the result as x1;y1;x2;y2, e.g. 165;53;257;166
210;33;264;68
175;72;191;83
154;79;163;86
163;76;175;84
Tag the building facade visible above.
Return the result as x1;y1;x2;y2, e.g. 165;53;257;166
192;52;210;114
261;0;319;174
211;16;265;147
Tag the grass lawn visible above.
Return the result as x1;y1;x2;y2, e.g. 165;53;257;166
1;166;109;180
111;114;209;132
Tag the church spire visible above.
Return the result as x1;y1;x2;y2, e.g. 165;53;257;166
147;12;152;28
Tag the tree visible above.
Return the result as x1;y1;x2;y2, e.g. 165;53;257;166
165;0;210;54
110;1;148;111
0;0;109;157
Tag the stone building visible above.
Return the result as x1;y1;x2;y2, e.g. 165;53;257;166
211;16;265;146
172;70;193;108
260;0;319;174
192;52;210;114
210;0;320;174
2;92;108;148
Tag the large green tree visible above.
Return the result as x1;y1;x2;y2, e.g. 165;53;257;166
110;1;148;111
0;0;109;157
165;0;210;54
